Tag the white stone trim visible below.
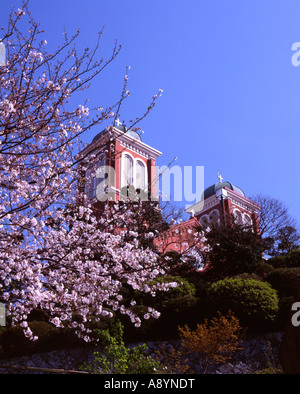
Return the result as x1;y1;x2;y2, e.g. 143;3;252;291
76;126;162;161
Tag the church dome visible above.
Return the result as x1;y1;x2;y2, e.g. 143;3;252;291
92;124;142;143
117;125;142;141
203;181;245;199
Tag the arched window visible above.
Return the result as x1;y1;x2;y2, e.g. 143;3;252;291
122;154;134;187
243;213;253;228
233;209;243;225
85;156;106;199
136;160;146;191
209;209;220;225
199;215;210;228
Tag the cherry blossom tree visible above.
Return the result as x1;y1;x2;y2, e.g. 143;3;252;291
0;1;167;341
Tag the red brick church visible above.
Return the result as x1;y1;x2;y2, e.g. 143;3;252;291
78;122;261;268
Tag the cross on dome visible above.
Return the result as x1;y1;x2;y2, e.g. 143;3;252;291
217;172;223;183
115;118;122;127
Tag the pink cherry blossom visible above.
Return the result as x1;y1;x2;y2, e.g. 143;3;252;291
0;1;165;341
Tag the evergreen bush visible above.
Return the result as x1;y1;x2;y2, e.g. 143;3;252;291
0;321;86;358
135;275;196;311
207;278;279;331
0;321;54;357
268;250;300;269
265;267;300;329
266;267;300;297
285;249;300;268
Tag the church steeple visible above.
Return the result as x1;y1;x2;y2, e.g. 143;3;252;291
77;123;162;203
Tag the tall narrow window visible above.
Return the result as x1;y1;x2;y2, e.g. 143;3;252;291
85;156;105;199
209;209;220;225
243;214;253;228
233;209;243;225
136;160;146;191
85;165;94;199
200;215;209;228
122;154;134;187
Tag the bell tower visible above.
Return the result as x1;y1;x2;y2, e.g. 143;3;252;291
77;121;162;204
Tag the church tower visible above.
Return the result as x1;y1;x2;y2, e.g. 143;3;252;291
77;121;162;204
185;173;261;235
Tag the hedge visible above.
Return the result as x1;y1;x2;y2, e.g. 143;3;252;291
266;267;300;298
207;277;279;331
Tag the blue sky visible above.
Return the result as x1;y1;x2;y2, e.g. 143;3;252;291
1;1;300;224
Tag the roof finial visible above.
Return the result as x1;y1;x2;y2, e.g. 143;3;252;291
217;171;223;183
114;118;122;127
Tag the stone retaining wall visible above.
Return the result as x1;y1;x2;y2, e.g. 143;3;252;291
0;331;283;374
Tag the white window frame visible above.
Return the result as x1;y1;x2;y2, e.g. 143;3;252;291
121;152;134;189
135;159;147;192
121;152;148;192
233;209;243;225
243;213;253;228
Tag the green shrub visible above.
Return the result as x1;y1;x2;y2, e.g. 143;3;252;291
0;321;88;358
166;294;198;313
186;276;211;298
285;250;300;268
268;250;300;269
265;268;300;330
267;255;287;269
266;268;300;297
207;278;279;331
124;276;198;341
135;275;196;311
233;272;264;281
80;320;161;374
0;321;54;357
254;261;274;278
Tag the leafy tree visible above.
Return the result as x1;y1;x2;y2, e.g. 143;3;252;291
250;194;297;239
250;194;299;256
202;222;264;280
269;226;300;256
